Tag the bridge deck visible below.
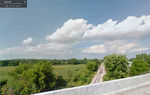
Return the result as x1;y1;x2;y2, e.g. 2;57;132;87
114;84;150;95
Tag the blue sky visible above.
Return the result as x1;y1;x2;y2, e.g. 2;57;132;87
0;0;150;59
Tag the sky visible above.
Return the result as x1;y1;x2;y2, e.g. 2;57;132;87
0;0;150;59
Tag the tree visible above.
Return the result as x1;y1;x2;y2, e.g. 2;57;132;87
130;59;150;76
2;61;66;95
103;54;129;81
68;58;79;64
136;53;150;64
86;61;98;71
92;59;101;64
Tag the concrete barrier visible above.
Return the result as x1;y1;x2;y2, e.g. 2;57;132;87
33;73;150;95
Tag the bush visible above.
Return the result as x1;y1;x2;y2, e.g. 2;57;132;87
130;59;150;76
1;61;66;95
67;60;98;87
86;61;98;71
72;69;94;86
0;80;7;94
55;76;67;88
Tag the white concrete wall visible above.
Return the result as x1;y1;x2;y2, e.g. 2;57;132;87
33;73;150;95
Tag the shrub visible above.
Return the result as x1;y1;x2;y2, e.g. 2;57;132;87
130;59;150;76
0;80;7;94
72;69;94;86
1;61;66;95
86;61;98;71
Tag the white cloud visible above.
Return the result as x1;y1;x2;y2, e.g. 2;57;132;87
1;15;150;59
130;48;149;53
106;40;138;53
82;40;138;54
0;43;71;59
28;43;71;54
83;19;117;39
22;37;33;46
83;15;150;40
82;44;106;54
46;19;93;43
0;47;26;56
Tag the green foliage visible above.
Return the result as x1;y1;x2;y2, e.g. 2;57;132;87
67;58;80;64
72;70;94;86
53;64;86;79
0;64;86;91
86;61;98;71
129;53;150;76
130;59;150;76
55;76;66;88
0;80;7;94
0;58;89;67
91;59;101;64
0;66;16;81
0;59;38;66
69;60;99;87
135;53;150;64
2;61;66;95
0;58;99;94
103;54;129;81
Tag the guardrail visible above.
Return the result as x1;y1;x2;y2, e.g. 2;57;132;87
33;73;150;95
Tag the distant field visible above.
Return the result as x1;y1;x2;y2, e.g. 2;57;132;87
0;66;17;81
0;64;86;81
53;64;86;79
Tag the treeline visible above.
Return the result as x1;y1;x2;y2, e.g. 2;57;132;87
0;58;100;66
0;59;38;66
103;53;150;81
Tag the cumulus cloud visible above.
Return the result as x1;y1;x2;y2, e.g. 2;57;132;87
130;48;149;53
1;15;150;59
28;43;71;54
46;19;93;43
0;47;26;56
83;15;150;40
83;19;117;39
82;44;106;54
22;37;33;46
82;40;140;54
106;40;138;53
0;43;71;59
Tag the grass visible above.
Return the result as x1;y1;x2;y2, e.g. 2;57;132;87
53;64;86;79
0;66;17;81
0;64;86;81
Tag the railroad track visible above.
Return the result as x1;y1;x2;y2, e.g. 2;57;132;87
91;63;106;84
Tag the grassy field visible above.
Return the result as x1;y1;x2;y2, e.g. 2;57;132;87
0;64;86;81
0;66;17;81
53;64;86;79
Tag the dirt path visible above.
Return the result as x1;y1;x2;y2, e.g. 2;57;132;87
91;62;106;84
